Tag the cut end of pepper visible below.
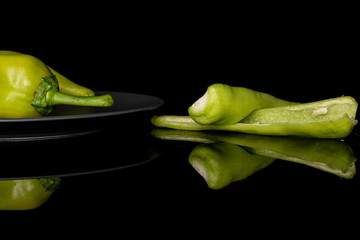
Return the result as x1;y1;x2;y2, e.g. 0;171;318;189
100;94;114;107
190;91;209;114
190;158;209;184
188;84;231;125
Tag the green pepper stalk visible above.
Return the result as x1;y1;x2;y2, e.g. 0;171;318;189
189;83;297;125
0;178;61;210
0;54;113;118
31;75;113;116
152;96;358;138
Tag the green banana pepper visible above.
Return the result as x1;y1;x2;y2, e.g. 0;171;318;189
152;96;358;138
0;53;114;118
0;178;61;210
189;83;297;125
0;50;94;97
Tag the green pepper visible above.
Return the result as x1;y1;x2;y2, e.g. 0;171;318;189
0;50;94;97
188;83;297;125
0;53;113;118
152;129;357;179
152;96;358;138
189;142;274;189
0;178;61;210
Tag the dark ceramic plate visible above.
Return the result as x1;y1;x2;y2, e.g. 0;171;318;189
0;91;164;142
0;91;164;123
0;91;163;179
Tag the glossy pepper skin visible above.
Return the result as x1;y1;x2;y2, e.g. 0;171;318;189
189;83;297;125
0;54;53;118
0;50;94;97
152;96;358;138
0;53;113;118
0;178;61;210
49;67;95;96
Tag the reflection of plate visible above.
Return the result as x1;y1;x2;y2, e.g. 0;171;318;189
0;127;160;180
0;130;99;143
0;91;164;123
0;91;163;142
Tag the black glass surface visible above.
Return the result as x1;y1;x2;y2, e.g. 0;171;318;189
2;13;357;236
1;110;360;233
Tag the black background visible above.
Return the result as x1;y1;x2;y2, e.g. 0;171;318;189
3;4;358;110
1;4;359;237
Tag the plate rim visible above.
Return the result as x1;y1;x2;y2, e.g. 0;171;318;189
0;91;164;123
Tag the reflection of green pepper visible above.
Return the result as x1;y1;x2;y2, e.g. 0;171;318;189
153;129;356;179
0;53;114;117
216;133;357;178
189;143;274;189
0;178;61;210
0;50;95;96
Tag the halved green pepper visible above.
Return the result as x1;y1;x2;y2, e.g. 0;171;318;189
0;178;61;210
0;53;113;118
189;83;297;125
152;96;358;138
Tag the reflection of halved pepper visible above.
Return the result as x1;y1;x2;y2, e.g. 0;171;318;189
0;50;94;97
189;143;274;189
153;129;357;179
0;53;114;118
0;178;61;210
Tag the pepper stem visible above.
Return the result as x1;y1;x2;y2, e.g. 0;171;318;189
50;92;114;107
31;75;114;116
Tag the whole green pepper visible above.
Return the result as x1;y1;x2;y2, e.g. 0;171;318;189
0;178;61;210
0;53;113;118
152;96;358;138
188;83;296;125
0;50;95;97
